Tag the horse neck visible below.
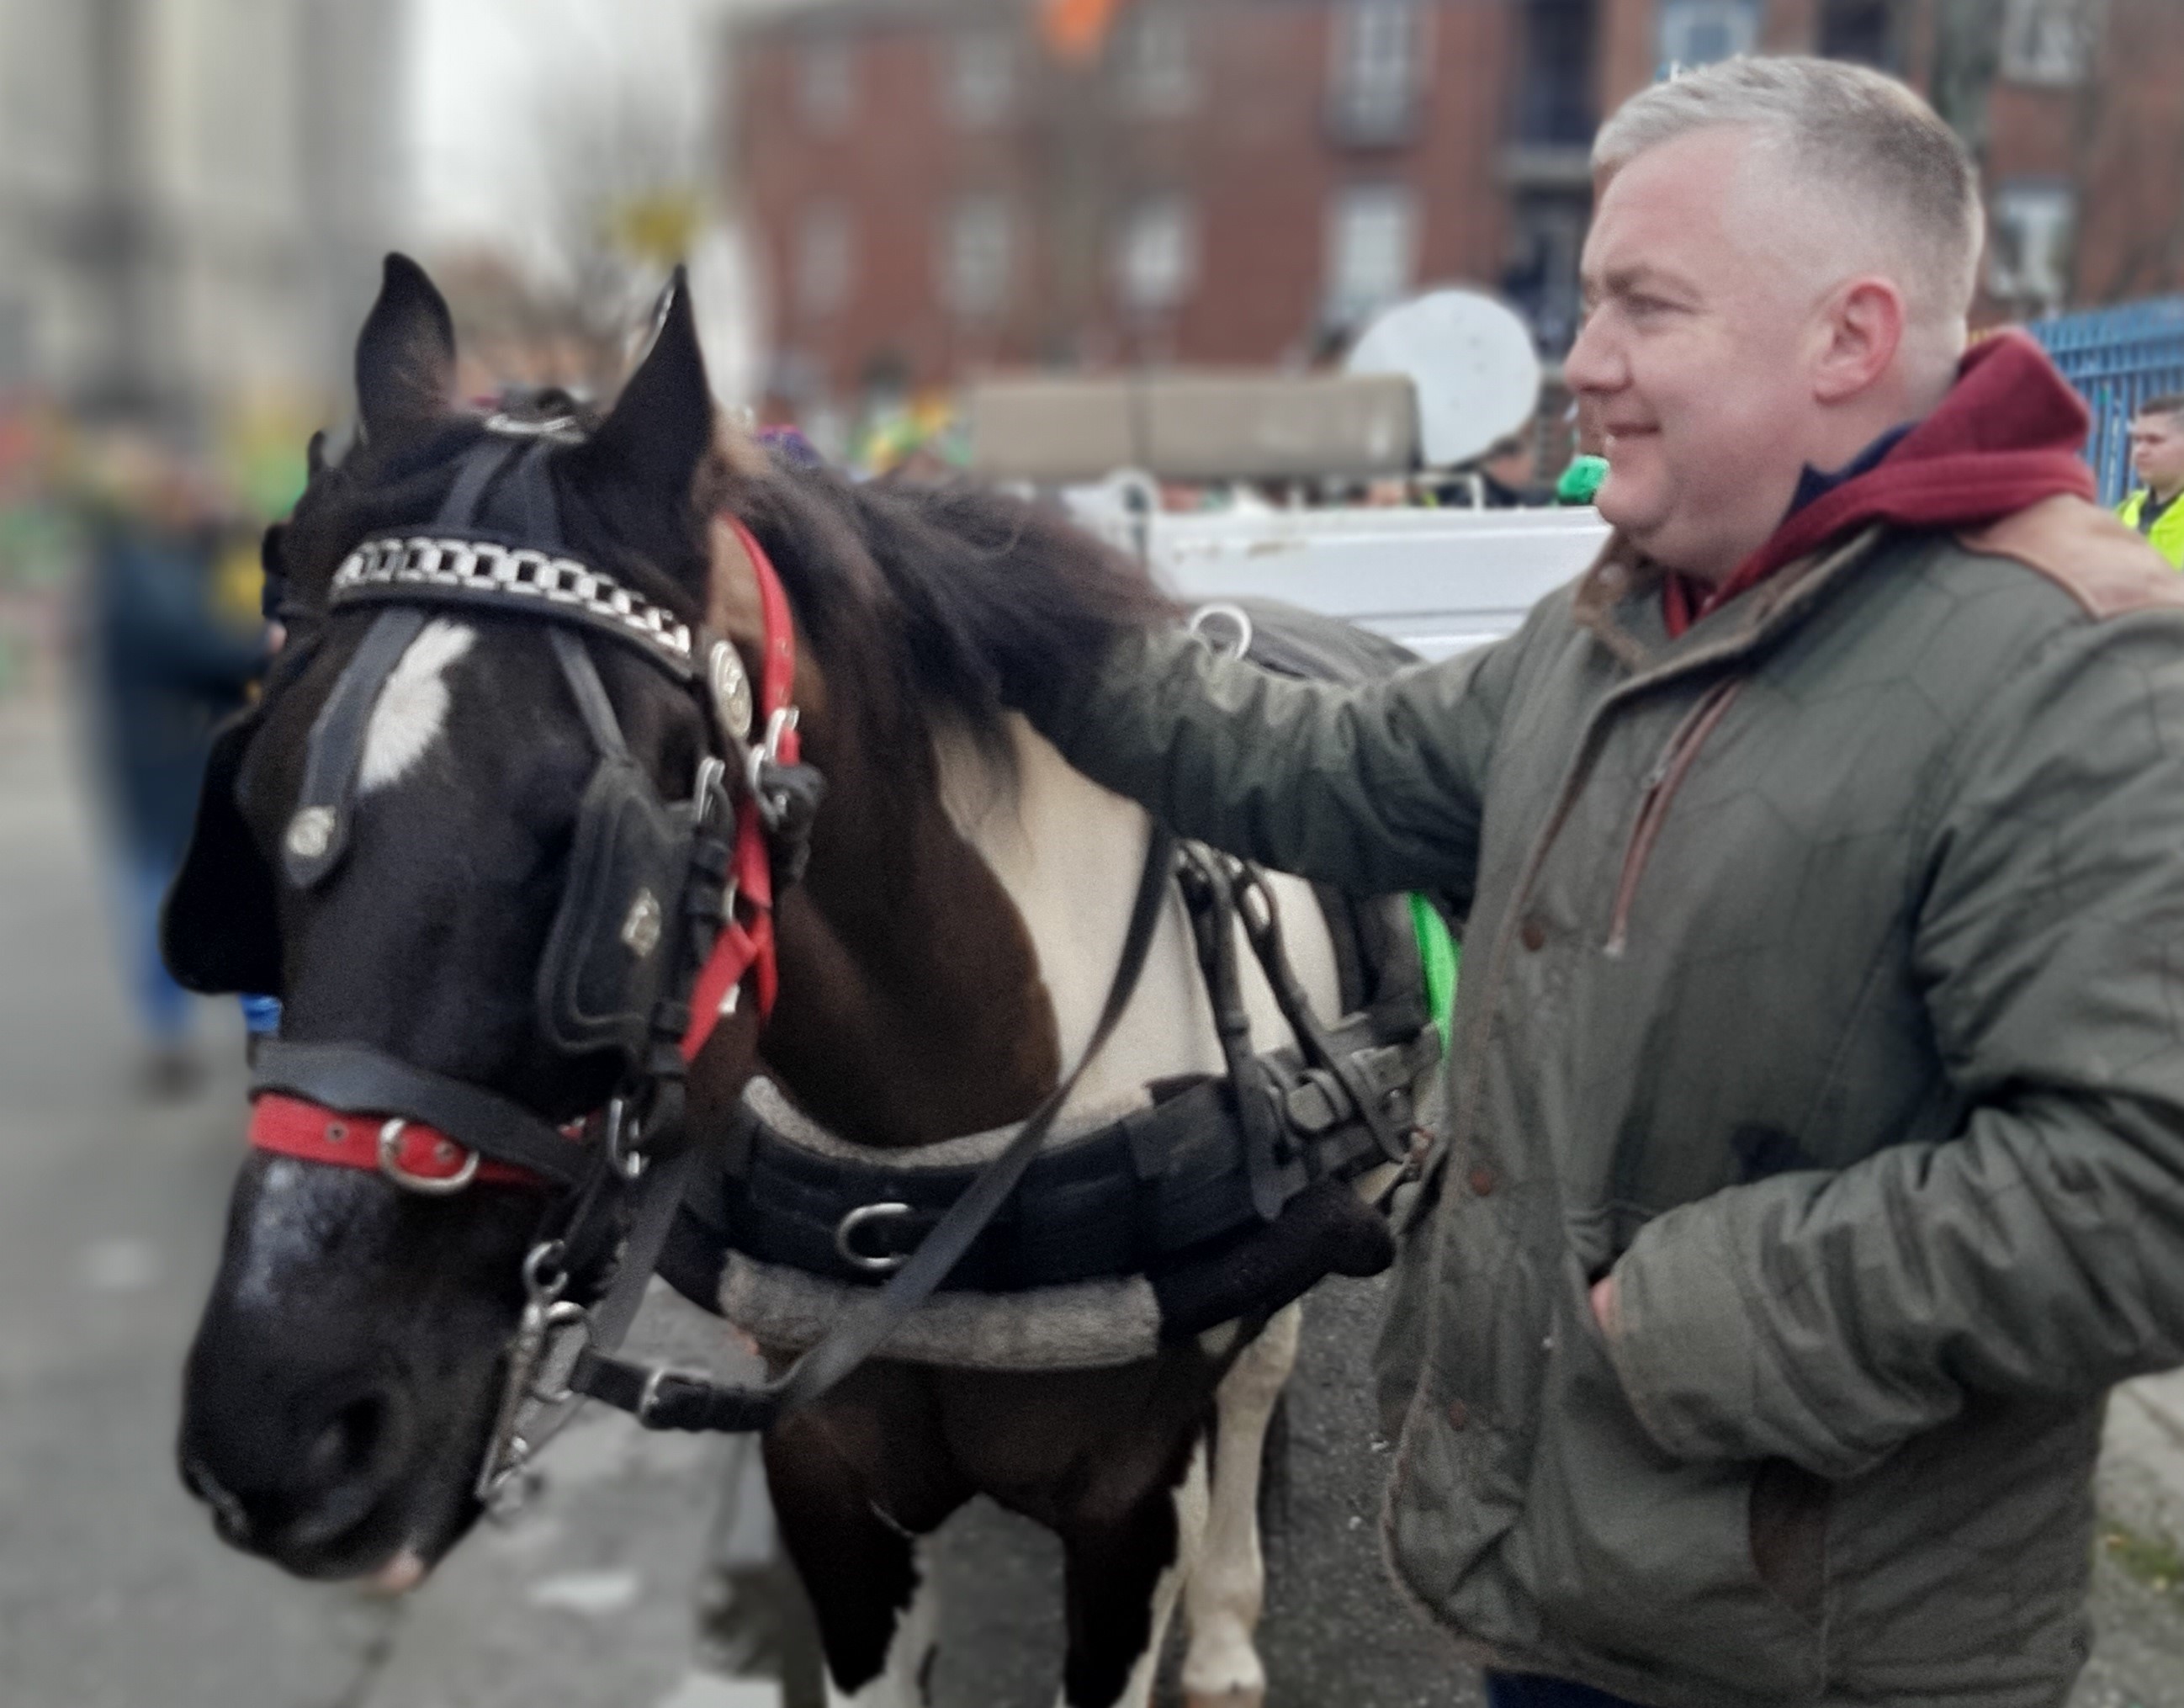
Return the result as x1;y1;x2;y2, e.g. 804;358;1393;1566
931;715;1344;1126
755;708;1066;1149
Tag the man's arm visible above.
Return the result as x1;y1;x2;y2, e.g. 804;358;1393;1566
1599;610;2184;1478
1031;618;1534;900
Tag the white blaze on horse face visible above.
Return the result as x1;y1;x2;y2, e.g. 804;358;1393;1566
935;714;1341;1123
358;619;477;794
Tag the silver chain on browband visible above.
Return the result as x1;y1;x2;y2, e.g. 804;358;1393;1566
331;534;696;669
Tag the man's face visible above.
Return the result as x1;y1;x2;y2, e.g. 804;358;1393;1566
1564;129;1829;581
2129;411;2184;496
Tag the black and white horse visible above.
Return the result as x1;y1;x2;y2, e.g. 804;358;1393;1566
172;257;1406;1707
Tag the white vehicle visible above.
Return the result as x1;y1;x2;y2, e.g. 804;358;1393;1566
970;289;1611;658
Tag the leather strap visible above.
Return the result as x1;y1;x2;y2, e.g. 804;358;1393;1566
251;1040;592;1191
549;629;633;764
284;607;427;888
570;825;1179;1433
250;1091;547;1188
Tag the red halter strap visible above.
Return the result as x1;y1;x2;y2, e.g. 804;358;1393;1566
250;1092;557;1190
246;512;801;1190
679;513;798;1063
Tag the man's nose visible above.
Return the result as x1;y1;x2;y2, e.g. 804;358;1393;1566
1563;311;1619;395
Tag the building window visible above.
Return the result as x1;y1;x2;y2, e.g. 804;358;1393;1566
1329;0;1426;145
796;204;852;318
1818;0;1897;66
799;39;854;131
1513;0;1598;146
1116;196;1198;315
1657;0;1759;69
1989;181;2075;306
1326;184;1417;326
941;195;1013;317
946;32;1015;126
1116;10;1195;115
2001;0;2093;85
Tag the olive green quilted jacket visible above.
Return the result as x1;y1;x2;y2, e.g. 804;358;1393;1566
1037;496;2184;1706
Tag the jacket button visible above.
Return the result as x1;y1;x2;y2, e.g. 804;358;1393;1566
1446;1399;1469;1430
1519;915;1547;952
1468;1165;1498;1197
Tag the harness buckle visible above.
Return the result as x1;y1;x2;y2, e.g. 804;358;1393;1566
835;1201;915;1275
377;1118;480;1196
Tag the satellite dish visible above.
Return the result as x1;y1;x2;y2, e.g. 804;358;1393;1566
1344;289;1542;469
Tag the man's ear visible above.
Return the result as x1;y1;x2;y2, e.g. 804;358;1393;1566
1812;277;1906;405
354;254;456;439
577;267;715;512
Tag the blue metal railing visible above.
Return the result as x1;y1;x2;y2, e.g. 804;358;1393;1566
2025;299;2184;506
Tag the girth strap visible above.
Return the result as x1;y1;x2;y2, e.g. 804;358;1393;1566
568;825;1180;1433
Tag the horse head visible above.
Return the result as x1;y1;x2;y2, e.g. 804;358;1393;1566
174;255;777;1584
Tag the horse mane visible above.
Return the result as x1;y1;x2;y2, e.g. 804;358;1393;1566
273;411;1173;766
732;458;1177;751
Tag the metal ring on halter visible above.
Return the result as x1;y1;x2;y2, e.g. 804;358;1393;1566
522;1239;570;1302
744;706;801;803
602;1098;648;1181
835;1201;914;1275
1187;602;1254;661
378;1118;480;1196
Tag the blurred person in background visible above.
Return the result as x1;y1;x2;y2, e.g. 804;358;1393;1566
2119;392;2184;567
998;56;2184;1708
76;433;270;1096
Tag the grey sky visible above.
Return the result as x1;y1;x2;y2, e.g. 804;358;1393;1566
407;0;734;269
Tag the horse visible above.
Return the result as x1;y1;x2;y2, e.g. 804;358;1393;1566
169;256;1427;1708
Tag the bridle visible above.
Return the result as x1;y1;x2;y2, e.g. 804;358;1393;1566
225;422;821;1510
175;415;1179;1504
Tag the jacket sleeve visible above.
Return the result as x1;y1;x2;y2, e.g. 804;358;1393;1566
1603;609;2184;1477
1034;618;1532;901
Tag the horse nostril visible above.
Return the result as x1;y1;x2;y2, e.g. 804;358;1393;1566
301;1390;394;1494
182;1456;253;1547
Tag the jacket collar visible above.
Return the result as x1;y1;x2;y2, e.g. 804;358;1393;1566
1572;522;1890;684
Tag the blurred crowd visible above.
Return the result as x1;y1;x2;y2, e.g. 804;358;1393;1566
1;409;294;1095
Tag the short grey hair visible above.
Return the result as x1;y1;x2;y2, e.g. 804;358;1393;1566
1593;56;1984;330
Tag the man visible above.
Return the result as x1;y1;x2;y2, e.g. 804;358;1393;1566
2120;393;2184;567
1004;57;2184;1708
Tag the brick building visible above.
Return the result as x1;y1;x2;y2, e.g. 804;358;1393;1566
728;0;2184;420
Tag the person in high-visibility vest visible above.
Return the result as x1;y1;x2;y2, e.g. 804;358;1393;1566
2119;392;2184;568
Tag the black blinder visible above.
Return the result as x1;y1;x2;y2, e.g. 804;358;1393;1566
536;760;694;1061
162;706;282;996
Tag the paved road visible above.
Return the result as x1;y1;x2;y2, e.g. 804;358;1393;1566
0;691;2178;1708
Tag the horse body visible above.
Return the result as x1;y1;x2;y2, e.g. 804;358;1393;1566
173;257;1389;1708
752;711;1336;1707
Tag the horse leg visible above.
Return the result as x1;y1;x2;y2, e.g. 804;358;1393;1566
1180;1302;1302;1708
1055;1430;1211;1708
764;1375;968;1707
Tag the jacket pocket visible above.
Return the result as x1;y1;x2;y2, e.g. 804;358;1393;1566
1505;1254;1828;1700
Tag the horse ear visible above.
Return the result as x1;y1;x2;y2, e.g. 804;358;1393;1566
582;267;715;504
354;254;455;439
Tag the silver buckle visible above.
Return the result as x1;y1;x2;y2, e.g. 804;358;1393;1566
377;1117;480;1196
835;1201;914;1275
